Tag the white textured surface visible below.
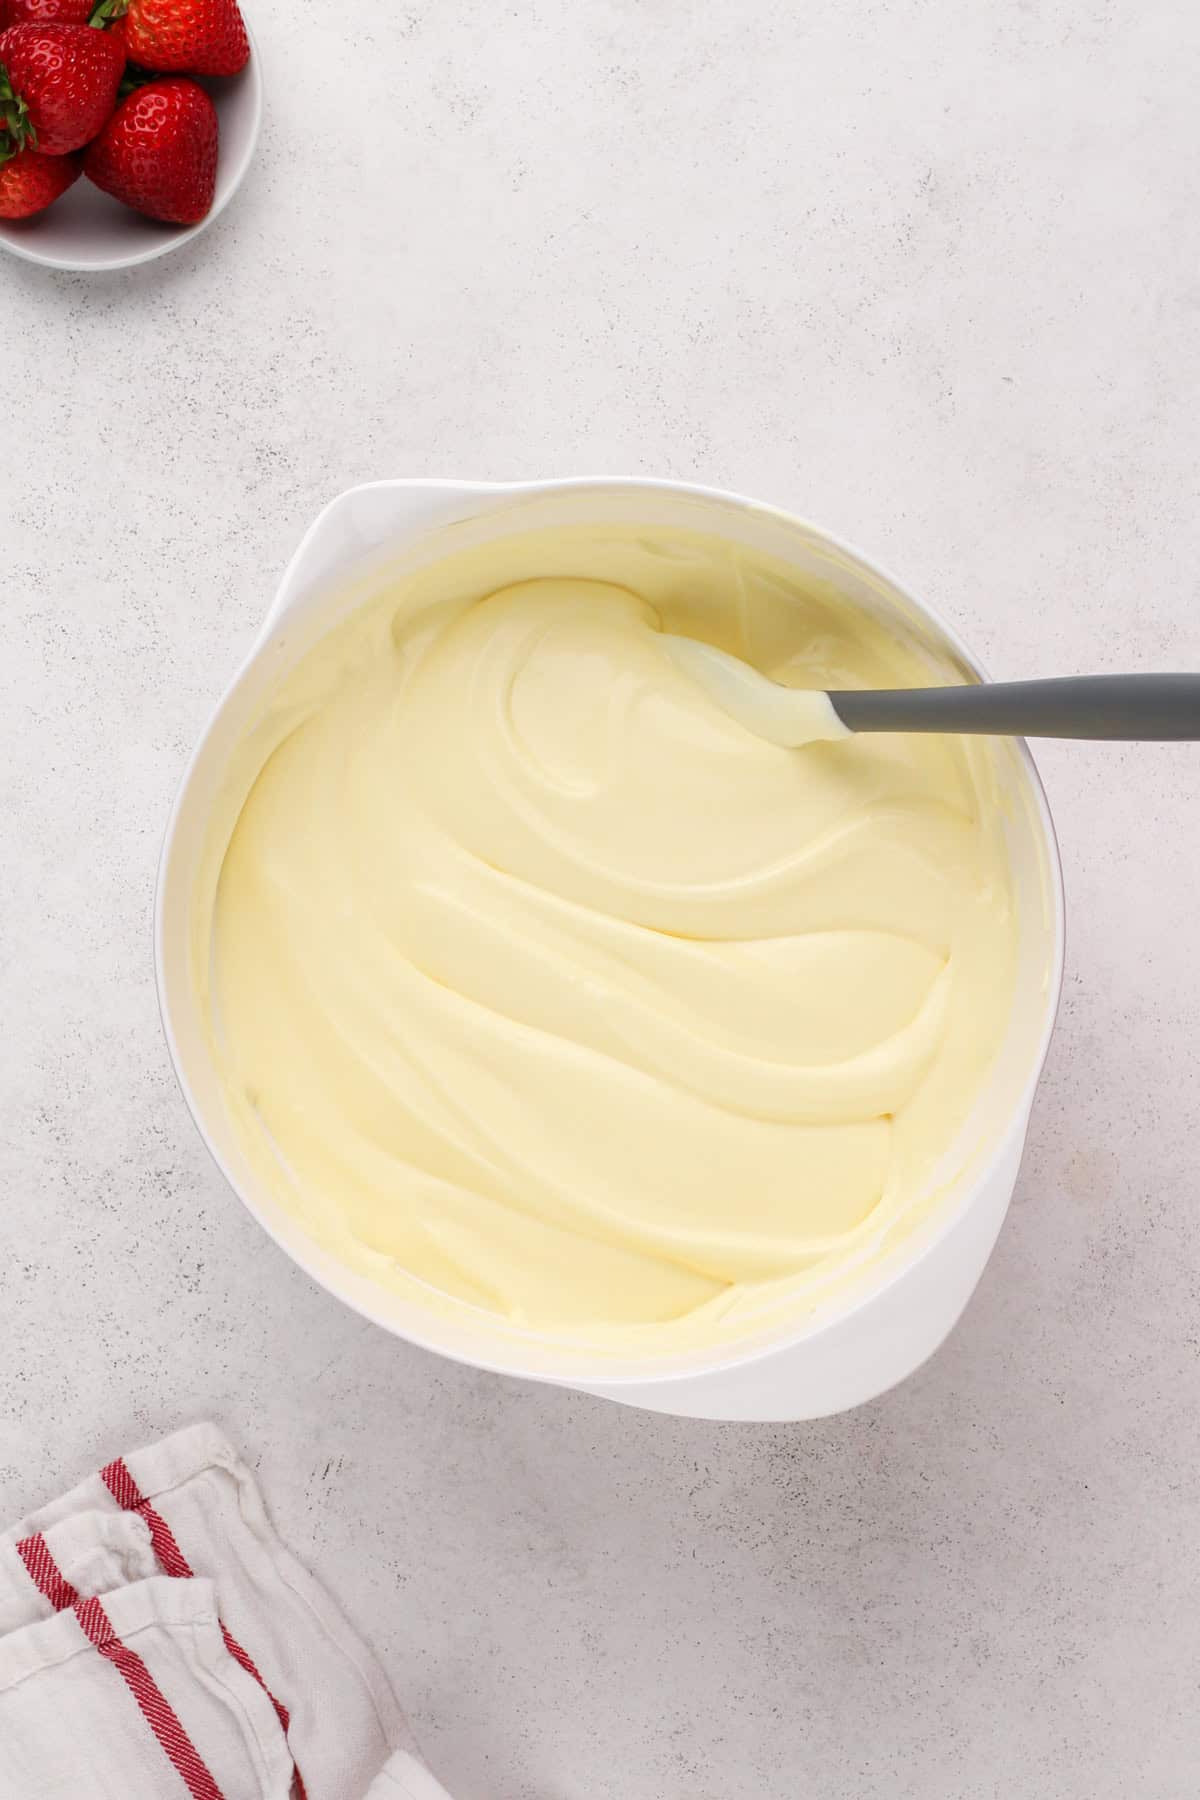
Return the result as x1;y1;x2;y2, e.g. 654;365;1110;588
3;1;1200;1794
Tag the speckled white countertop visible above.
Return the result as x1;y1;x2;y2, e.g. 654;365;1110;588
4;2;1200;1795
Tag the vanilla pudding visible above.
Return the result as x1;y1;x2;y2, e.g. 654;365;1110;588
198;524;1016;1353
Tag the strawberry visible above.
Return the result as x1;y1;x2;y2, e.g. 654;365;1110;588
0;0;94;24
92;0;248;78
84;74;215;223
0;22;124;156
0;140;78;211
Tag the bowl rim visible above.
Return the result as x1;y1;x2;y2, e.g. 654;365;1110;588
155;474;1068;1389
0;17;262;272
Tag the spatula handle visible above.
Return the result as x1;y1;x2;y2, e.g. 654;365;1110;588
830;674;1200;740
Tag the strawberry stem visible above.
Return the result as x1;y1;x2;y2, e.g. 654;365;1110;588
0;65;35;166
88;0;128;26
118;64;155;98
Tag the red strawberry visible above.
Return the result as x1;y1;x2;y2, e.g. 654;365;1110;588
84;74;215;223
0;140;78;212
0;21;124;156
92;0;248;77
0;0;94;24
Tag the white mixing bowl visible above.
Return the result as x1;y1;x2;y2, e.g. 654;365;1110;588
156;478;1065;1420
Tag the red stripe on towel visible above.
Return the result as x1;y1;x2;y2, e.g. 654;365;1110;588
100;1455;306;1800
75;1594;228;1800
16;1532;226;1800
16;1531;80;1611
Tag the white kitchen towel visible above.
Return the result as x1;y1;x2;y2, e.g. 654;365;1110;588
0;1424;454;1800
0;1575;295;1798
364;1753;458;1800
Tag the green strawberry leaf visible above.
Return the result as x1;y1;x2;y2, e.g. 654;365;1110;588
0;65;35;165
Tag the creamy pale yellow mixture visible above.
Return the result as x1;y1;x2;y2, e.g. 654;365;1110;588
204;525;1016;1351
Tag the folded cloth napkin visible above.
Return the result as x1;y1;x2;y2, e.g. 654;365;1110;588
0;1423;452;1800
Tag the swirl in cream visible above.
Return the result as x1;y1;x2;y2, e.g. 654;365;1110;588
206;525;1015;1349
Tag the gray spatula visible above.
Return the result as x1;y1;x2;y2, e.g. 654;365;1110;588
663;637;1200;746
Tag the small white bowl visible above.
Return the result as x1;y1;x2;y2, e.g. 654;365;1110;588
0;19;261;273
